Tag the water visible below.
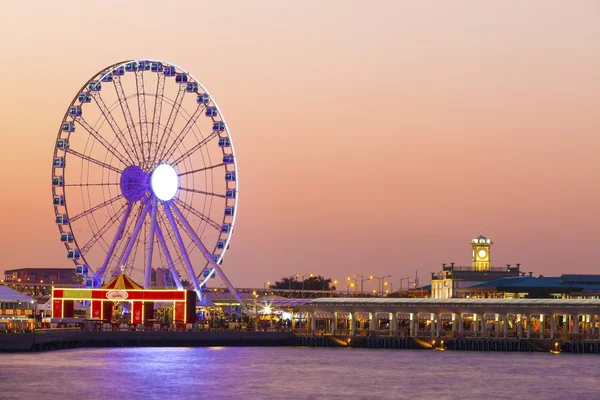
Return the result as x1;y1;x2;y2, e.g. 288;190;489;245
1;348;598;399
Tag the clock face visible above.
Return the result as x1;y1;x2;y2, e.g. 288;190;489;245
478;249;487;259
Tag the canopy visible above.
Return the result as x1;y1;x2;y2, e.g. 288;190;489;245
102;274;143;290
0;285;33;303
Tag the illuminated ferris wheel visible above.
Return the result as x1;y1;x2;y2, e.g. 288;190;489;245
51;59;241;300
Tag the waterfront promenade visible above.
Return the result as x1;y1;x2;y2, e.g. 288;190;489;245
4;297;600;354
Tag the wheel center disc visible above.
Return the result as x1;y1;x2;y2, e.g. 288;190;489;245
151;164;179;201
120;166;149;202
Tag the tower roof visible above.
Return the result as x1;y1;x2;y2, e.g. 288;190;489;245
471;234;492;244
102;273;143;290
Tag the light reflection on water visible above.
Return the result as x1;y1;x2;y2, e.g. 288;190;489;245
1;347;599;400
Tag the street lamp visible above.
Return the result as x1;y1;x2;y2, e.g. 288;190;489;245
329;280;338;291
347;282;356;294
384;281;394;295
264;281;271;289
302;274;314;290
382;275;392;293
354;274;367;294
288;274;299;290
369;276;382;296
347;277;357;294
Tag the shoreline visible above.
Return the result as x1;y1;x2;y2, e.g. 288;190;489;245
1;330;600;354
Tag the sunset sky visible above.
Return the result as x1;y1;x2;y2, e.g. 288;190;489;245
0;1;598;289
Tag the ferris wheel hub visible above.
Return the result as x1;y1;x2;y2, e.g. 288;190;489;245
120;165;149;202
151;163;179;201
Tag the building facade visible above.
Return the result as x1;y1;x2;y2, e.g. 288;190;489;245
3;268;76;285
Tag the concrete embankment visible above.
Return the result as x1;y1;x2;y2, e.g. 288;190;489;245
0;330;297;352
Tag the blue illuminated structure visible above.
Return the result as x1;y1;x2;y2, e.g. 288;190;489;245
51;59;244;308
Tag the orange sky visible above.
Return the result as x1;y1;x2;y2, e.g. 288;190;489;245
0;1;598;289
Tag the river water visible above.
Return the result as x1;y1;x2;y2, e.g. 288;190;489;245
1;347;598;399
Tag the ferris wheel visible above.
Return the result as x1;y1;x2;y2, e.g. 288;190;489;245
51;59;241;302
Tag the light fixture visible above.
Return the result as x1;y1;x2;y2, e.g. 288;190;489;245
151;164;179;201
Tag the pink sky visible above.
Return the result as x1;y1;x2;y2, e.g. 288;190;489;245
0;1;598;290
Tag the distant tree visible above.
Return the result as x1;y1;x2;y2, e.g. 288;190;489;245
270;275;336;291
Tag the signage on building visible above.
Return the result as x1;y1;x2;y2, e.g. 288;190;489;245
106;290;129;300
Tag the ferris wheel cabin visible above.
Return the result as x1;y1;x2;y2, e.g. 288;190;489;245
78;93;91;103
60;233;74;243
186;82;198;92
67;249;80;260
53;195;64;206
225;207;234;216
100;73;113;82
221;224;231;233
56;139;69;149
175;73;188;83
206;107;218;117
164;66;176;76
225;189;236;199
218;137;230;147
213;121;225;132
68;106;82;117
53;157;65;168
151;62;163;72
138;60;151;71
113;66;125;76
125;62;137;72
88;81;101;91
61;122;75;132
223;154;234;164
197;93;210;104
52;176;64;187
225;171;236;181
56;214;68;224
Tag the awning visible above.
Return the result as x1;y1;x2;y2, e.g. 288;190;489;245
102;274;143;290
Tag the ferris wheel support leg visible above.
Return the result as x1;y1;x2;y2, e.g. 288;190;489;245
154;221;184;290
164;203;202;300
95;201;134;285
144;197;158;289
170;202;248;314
117;198;151;276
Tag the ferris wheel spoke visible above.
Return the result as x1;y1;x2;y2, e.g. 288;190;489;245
91;91;141;166
149;73;166;169
95;201;134;284
116;198;151;276
170;201;246;310
171;131;219;167
164;202;202;298
64;182;120;187
75;116;132;166
160;105;205;162
65;148;123;174
155;215;184;290
173;198;221;231
144;197;158;288
135;71;149;167
70;194;124;223
178;163;225;177
178;187;226;198
113;75;144;164
80;202;128;255
152;83;186;167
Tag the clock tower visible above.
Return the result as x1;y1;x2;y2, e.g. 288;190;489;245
471;234;492;271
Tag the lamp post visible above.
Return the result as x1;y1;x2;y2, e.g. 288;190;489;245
369;276;382;296
347;283;356;294
347;277;357;294
264;281;271;289
384;281;393;295
354;274;367;294
302;274;314;290
326;280;338;291
382;275;392;294
288;274;299;290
